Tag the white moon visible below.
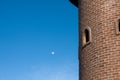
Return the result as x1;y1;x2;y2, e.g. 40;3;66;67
51;51;55;55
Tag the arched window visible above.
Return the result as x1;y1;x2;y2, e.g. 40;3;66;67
115;19;120;34
82;27;91;46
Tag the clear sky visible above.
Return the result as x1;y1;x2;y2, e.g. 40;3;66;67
0;0;78;80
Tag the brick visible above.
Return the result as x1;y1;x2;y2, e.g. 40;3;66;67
78;0;120;80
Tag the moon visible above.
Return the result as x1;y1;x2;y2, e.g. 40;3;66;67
51;51;55;55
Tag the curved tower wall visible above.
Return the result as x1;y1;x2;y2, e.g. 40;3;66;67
79;0;120;80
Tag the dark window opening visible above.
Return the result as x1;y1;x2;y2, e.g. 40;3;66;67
119;19;120;32
82;28;91;47
85;29;90;43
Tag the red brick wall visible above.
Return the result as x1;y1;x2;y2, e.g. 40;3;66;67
79;0;120;80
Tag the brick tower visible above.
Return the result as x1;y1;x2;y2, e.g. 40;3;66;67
70;0;120;80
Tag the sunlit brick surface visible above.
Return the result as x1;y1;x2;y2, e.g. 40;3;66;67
79;0;120;80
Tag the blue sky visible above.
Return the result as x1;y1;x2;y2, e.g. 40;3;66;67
0;0;78;80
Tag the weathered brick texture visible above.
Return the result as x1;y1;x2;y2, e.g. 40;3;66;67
79;0;120;80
